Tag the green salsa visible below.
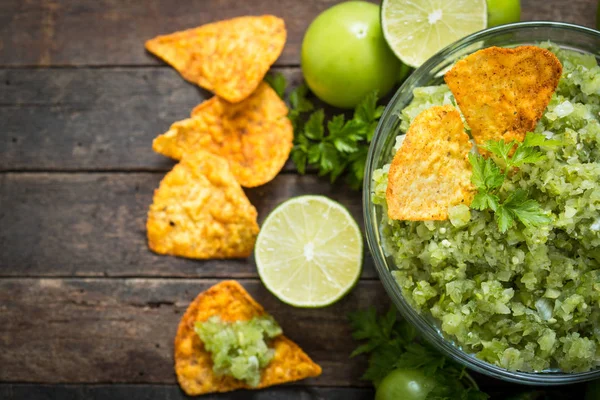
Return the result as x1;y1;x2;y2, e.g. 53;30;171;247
373;44;600;372
194;315;282;386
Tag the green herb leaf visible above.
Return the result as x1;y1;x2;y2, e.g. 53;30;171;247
523;132;562;148
264;72;287;99
511;145;545;167
349;307;489;398
288;88;383;187
503;189;552;228
468;154;503;191
495;204;516;233
304;110;325;141
471;192;499;211
290;147;307;174
481;139;516;165
289;84;314;113
470;134;558;233
354;90;384;127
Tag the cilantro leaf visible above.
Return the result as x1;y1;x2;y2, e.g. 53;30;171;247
468;154;503;191
349;307;489;398
471;192;499;211
303;110;325;140
511;145;545;167
503;189;552;228
288;88;383;187
523;132;562;148
354;90;384;127
361;340;405;384
470;134;558;233
481;139;516;165
289;84;314;113
468;153;487;189
290;147;307;174
495;204;516;233
264;72;287;99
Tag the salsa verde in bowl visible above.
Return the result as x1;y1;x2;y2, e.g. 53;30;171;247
363;22;600;385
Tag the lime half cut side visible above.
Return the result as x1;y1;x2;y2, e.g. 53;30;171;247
255;195;363;308
381;0;487;68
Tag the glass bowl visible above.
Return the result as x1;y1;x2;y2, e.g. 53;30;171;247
363;21;600;385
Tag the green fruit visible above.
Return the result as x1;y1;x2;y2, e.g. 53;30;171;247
486;0;521;27
255;195;363;308
375;368;436;400
381;0;487;68
301;1;401;109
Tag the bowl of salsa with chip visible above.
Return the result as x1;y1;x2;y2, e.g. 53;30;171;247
363;21;600;385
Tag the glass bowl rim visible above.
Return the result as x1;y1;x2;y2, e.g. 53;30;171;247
363;21;600;385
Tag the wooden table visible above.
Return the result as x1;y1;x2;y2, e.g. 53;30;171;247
0;1;596;399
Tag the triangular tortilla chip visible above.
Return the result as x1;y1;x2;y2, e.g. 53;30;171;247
175;280;322;396
145;16;286;103
444;46;562;147
152;82;293;188
386;105;474;221
146;151;259;258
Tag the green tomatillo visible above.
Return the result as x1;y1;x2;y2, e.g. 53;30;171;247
301;1;402;109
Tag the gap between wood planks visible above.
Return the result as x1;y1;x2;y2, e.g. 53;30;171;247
0;64;302;70
0;275;381;281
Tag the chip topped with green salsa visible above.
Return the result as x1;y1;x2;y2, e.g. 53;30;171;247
374;44;600;372
194;315;282;387
174;280;321;396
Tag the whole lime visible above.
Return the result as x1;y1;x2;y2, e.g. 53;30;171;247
301;1;402;109
375;368;436;400
487;0;521;27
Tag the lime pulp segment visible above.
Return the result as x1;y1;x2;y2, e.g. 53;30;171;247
255;195;363;308
381;0;487;68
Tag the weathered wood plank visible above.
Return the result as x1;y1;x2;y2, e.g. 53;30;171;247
0;384;375;400
0;173;374;278
0;278;388;385
0;384;587;400
0;278;588;396
0;67;304;172
0;0;595;67
521;0;597;27
0;0;348;67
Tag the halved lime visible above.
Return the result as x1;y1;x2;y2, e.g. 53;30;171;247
255;195;363;308
381;0;487;68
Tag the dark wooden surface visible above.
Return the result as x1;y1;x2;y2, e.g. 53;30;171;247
0;0;597;398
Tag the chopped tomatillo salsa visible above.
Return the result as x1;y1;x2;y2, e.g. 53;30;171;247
373;44;600;372
194;315;282;386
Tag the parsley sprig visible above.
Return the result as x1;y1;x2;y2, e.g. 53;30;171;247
468;133;560;233
265;73;383;188
349;307;488;400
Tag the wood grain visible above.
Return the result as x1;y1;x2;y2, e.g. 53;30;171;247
521;0;597;27
0;0;347;67
0;278;389;385
0;384;585;400
0;67;304;172
0;0;595;67
0;172;375;278
0;384;375;400
0;277;587;396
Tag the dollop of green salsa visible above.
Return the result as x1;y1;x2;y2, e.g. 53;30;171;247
194;315;282;386
373;44;600;372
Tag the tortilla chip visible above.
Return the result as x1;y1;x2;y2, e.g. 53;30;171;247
175;280;322;396
386;105;474;221
146;151;259;258
444;46;562;147
145;16;286;103
152;82;293;188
